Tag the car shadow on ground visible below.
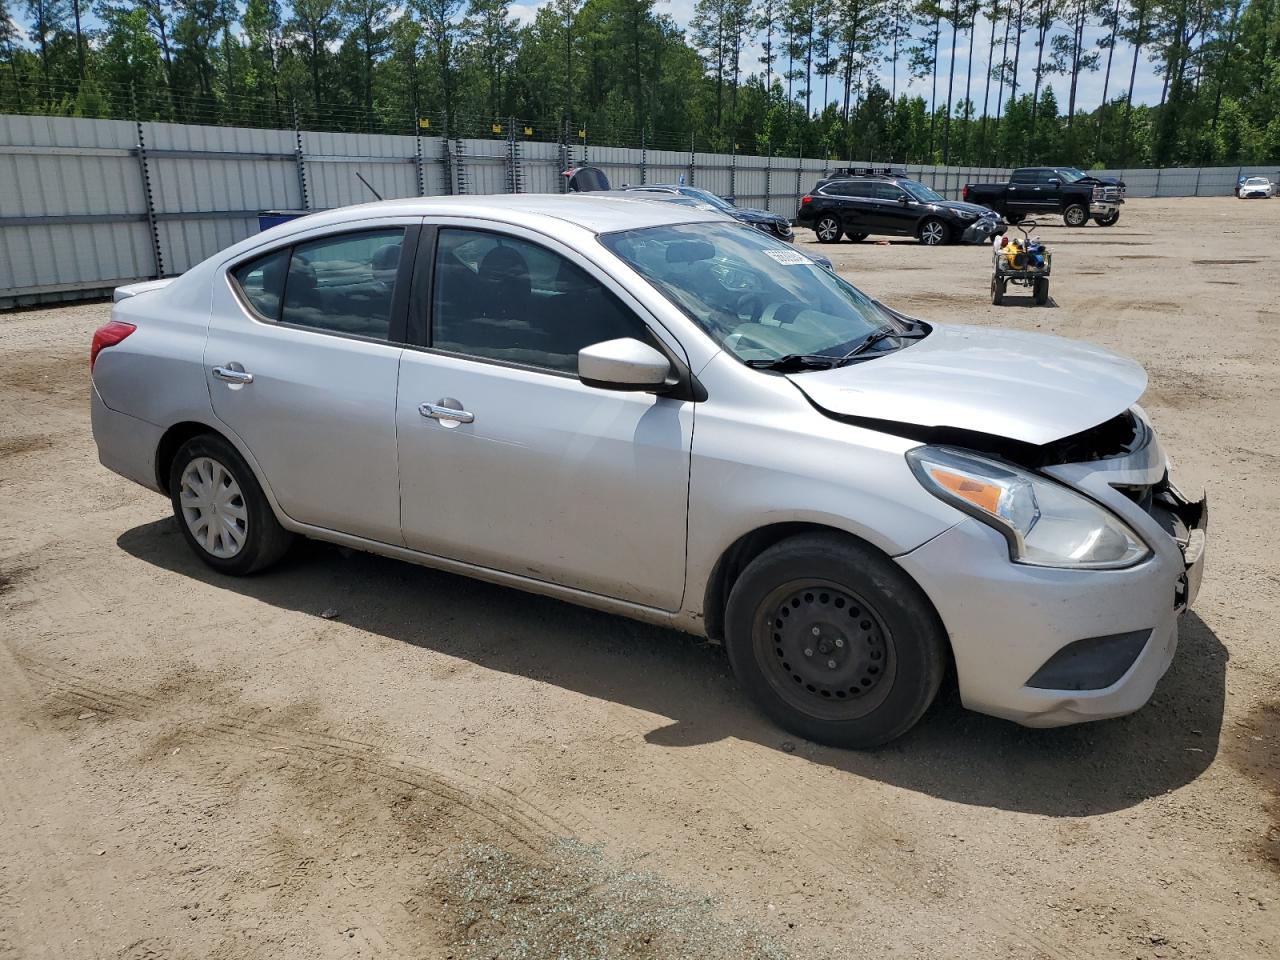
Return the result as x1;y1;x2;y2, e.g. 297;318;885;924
119;519;1227;818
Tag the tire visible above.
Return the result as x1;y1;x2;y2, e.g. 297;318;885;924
847;232;869;242
1005;213;1025;225
917;218;949;245
814;216;842;243
724;532;947;749
991;275;1006;305
1063;203;1089;227
1093;210;1120;226
1033;276;1049;305
168;433;293;576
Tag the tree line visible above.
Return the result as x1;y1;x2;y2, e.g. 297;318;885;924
2;0;1278;168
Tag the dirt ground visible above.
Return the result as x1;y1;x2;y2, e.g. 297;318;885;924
1;197;1277;960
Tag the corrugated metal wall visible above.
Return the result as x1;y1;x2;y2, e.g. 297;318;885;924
3;112;1276;307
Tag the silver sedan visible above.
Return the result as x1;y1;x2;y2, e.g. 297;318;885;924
91;195;1207;747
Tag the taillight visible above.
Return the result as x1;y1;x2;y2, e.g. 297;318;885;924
800;194;812;205
90;321;136;372
962;185;970;201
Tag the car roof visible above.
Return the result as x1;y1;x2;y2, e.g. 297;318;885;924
275;193;724;236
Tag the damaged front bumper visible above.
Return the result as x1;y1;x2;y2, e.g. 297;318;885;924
961;218;1007;243
896;421;1208;728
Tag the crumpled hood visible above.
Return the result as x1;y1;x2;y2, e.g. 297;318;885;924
934;200;1001;218
787;324;1147;446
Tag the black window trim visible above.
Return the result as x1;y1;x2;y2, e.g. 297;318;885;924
407;222;704;401
227;223;422;348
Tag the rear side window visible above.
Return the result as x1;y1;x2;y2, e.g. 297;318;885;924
1012;169;1037;183
232;249;289;320
280;229;405;340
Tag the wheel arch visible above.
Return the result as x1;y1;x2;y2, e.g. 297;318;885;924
154;420;287;528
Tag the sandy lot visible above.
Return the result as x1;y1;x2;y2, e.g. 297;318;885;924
1;198;1277;960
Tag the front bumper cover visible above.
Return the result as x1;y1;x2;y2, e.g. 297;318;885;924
896;428;1208;728
961;218;1007;243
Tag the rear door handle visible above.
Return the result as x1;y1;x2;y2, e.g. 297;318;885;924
212;365;254;384
419;399;474;424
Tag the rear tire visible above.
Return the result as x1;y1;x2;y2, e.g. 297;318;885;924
1063;204;1089;227
814;216;842;243
1033;276;1050;305
169;434;293;576
1093;210;1120;226
724;533;947;749
991;275;1006;305
1005;213;1025;225
917;218;949;245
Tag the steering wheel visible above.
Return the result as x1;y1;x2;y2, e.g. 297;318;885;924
736;292;766;323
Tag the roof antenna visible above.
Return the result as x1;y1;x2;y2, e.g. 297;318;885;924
356;171;383;201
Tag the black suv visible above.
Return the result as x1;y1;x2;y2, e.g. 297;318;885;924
796;174;1004;246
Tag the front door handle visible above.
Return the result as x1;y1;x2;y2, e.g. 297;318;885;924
212;365;254;384
419;398;474;424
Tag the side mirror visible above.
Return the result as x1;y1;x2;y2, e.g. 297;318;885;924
899;194;910;204
578;338;672;392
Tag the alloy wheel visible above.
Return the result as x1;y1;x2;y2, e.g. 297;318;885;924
919;221;945;245
816;218;839;242
179;456;249;559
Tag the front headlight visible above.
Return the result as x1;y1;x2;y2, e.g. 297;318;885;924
956;210;978;221
906;446;1151;569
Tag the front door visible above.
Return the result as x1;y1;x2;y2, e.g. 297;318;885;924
396;225;694;609
206;222;419;544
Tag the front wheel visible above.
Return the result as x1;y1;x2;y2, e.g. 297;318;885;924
917;218;949;246
847;231;869;242
814;216;842;243
991;274;1006;305
1093;210;1120;226
724;533;947;749
169;433;293;576
1063;204;1089;227
1005;213;1025;225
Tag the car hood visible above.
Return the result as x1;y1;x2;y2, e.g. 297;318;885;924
786;324;1147;446
931;199;1000;218
735;207;788;223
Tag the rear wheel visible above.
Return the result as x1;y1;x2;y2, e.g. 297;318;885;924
1063;204;1089;227
1093;210;1120;226
169;434;293;576
917;218;949;246
724;533;947;749
991;275;1006;305
814;216;842;243
1005;213;1025;225
1033;276;1050;305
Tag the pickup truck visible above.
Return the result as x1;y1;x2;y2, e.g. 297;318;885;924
963;167;1125;227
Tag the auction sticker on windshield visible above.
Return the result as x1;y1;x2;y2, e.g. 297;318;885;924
762;248;814;265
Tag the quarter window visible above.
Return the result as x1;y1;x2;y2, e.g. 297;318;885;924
431;228;658;374
231;249;289;320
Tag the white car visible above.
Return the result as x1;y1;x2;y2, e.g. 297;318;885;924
91;195;1207;748
1238;177;1274;198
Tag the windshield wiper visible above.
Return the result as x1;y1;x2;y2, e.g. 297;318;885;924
744;354;839;372
834;325;927;365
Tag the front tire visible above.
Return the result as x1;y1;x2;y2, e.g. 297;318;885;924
991;275;1006;305
1005;213;1025;225
1063;203;1089;227
847;231;869;242
917;218;949;245
169;434;293;576
814;216;842;243
724;533;947;749
1033;276;1050;305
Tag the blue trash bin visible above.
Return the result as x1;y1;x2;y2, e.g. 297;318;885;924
258;210;309;231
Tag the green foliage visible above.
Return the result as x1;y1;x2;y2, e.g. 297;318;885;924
0;0;1278;164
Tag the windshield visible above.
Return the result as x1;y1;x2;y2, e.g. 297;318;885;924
682;187;735;211
1058;168;1087;182
599;222;908;366
902;180;945;203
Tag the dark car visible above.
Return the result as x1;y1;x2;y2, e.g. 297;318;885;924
795;174;1005;246
621;185;795;242
964;167;1125;227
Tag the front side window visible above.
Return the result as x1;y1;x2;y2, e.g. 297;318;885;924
600;221;909;366
431;228;658;373
279;229;405;340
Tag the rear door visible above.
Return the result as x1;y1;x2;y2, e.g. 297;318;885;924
1007;169;1039;213
395;222;694;609
206;219;420;544
822;182;873;234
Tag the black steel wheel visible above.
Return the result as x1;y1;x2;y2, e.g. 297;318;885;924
724;532;947;749
814;216;842;243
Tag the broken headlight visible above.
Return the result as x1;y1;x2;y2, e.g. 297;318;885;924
907;446;1151;569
